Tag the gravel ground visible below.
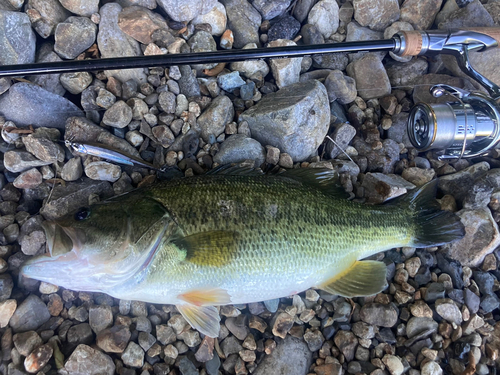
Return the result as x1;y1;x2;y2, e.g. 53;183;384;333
1;0;500;374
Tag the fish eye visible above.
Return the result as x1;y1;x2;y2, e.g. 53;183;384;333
74;207;91;221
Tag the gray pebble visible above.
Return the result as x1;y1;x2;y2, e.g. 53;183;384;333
9;295;50;333
54;16;97;59
0;11;36;65
103;100;133;128
218;71;246;92
89;305;113;334
67;323;94;347
122;341;144;368
178;65;200;97
26;0;71;39
221;0;261;48
60;72;93;95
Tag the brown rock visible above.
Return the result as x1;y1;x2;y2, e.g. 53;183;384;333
409;300;433;318
272;312;294;339
346;54;391;100
152;125;175;148
13;168;42;189
249;315;267;333
24;344;53;373
379;95;398;115
195;336;214;362
405;257;421;278
442;208;500;267
96;325;131;353
13;331;43;356
353;0;400;31
226;315;250;341
242;334;257;350
400;0;443;30
64;344;115;375
3;151;52;173
47;294;63;316
482;253;497;272
314;362;342;375
334;330;358;362
118;6;168;44
402;167;436;187
239;349;256;362
23;135;64;163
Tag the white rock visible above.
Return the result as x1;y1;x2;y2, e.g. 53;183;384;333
421;361;443;375
268;39;303;89
0;299;17;328
85;161;121;182
230;43;270;80
191;2;226;36
97;3;147;84
382;354;404;375
307;0;339;39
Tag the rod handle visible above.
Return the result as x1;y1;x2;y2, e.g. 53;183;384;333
399;28;500;56
399;31;423;57
465;27;500;45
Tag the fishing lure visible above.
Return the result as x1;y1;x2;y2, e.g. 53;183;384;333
65;140;160;171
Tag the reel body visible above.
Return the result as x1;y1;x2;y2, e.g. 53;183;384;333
404;29;500;159
407;86;500;159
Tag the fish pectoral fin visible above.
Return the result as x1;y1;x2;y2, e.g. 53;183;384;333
319;260;388;298
176;304;221;338
172;231;237;267
178;288;231;306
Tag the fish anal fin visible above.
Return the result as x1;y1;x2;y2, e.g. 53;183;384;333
319;260;388;298
176;304;221;338
178;288;231;306
173;231;237;267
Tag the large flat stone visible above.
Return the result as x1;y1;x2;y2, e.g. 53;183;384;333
0;82;83;129
239;80;330;162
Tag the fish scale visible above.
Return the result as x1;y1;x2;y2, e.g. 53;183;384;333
122;173;414;304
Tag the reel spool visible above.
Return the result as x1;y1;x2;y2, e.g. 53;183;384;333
407;85;500;159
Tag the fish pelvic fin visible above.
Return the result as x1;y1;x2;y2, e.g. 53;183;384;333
178;287;231;306
391;180;465;247
176;304;221;338
319;260;388;298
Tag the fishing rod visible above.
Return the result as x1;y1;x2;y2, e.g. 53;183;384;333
1;27;500;159
0;28;497;79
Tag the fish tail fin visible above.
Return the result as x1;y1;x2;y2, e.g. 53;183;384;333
394;180;465;247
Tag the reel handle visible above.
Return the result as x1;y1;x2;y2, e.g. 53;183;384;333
397;27;500;56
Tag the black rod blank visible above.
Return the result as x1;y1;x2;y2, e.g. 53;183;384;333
0;39;396;77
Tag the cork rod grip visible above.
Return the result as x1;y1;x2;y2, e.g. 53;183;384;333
398;31;423;57
465;27;500;45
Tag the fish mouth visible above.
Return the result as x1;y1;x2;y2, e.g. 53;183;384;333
20;222;84;283
42;221;86;257
42;221;74;257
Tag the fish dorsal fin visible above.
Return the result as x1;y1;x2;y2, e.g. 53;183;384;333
205;164;264;176
176;304;221;338
280;168;347;198
319;260;388;297
172;231;237;267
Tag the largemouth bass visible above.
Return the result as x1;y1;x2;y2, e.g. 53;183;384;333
21;167;464;337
